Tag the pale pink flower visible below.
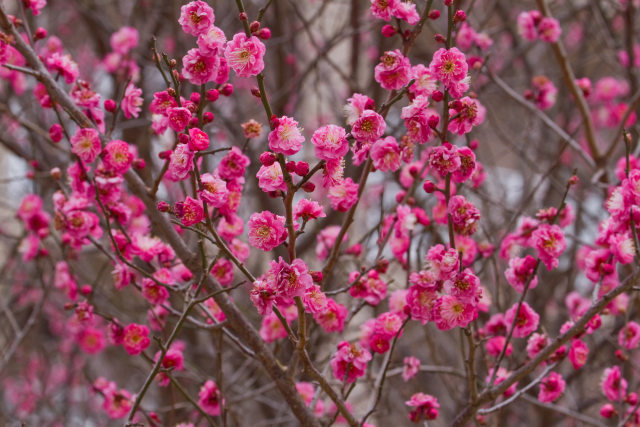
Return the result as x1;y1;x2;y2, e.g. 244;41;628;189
311;124;349;160
538;17;562;43
199;173;228;208
182;48;219;85
122;83;143;119
351;110;386;143
70;128;101;163
505;301;540;338
370;136;402;171
197;25;226;56
374;49;411;90
45;53;79;84
344;93;374;126
166;144;195;182
409;64;437;98
392;1;419;25
402;356;420;381
538;372;565;403
224;33;266;77
294;199;326;221
328;178;359;212
268;116;305;155
257;162;287;192
179;1;215;36
110;27;139;55
247;211;286;251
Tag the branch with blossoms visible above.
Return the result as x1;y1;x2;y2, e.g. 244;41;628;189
0;0;640;426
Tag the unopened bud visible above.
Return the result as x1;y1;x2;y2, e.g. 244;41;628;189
381;24;397;38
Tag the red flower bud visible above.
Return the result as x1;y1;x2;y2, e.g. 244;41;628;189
432;90;444;102
381;24;397;37
220;83;234;96
203;112;214;123
206;89;220;102
104;99;117;112
249;21;261;33
434;33;446;43
259;151;276;167
295;161;309;176
238;12;247;21
285;161;296;173
256;28;271;40
428;10;440;20
423;180;436;193
302;182;315;192
159;150;172;159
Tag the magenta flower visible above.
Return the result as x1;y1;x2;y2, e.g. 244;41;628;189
122;323;150;355
224;33;266;78
178;1;215;36
197;25;226;56
102;140;133;174
405;392;439;422
198;380;224;416
351;110;386;143
618;321;640;350
199;173;228;208
293;199;325;221
328;178;359;212
370;136;401;172
311;124;349;160
330;341;371;383
247;210;286;251
429;47;468;97
275;258;313;298
182;48;219;85
374;49;411;91
568;339;589;369
218;146;250;180
110;27;139;55
166;143;195;182
176;196;204;226
121;82;142;119
601;366;627;401
70;128;101;163
402;356;420;381
538;372;566;403
448;195;481;236
268;116;305;155
505;301;540;338
167;107;192;133
188;127;210;151
531;224;566;270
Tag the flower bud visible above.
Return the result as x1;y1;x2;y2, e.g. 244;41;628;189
295;161;309;176
259;151;276;167
104;99;117;112
395;191;406;203
249;21;261;33
432;90;444;102
346;243;362;256
157;201;171;212
49;124;63;142
190;92;201;104
423;180;436;193
203;112;214;123
381;24;397;37
469;139;479;150
220;83;234;96
310;271;323;282
375;259;389;273
50;167;62;179
239;12;247;21
251;87;262;98
159;150;172;159
133;158;146;169
600;404;616;418
434;33;446;43
302;182;315;193
285;161;296;173
256;28;271;40
206;89;220;102
454;10;466;22
428;10;440;19
34;27;47;40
